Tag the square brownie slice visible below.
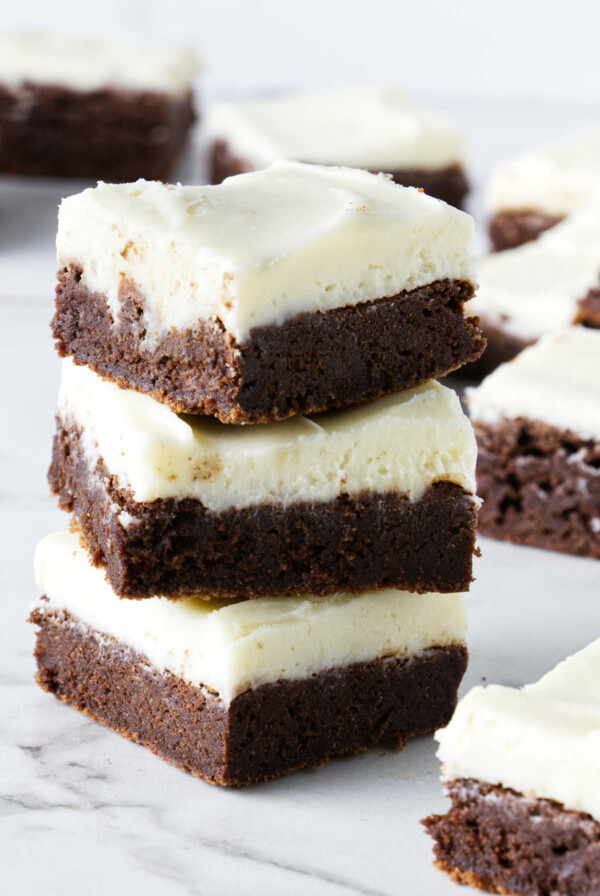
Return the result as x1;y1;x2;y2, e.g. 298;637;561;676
49;358;479;598
424;637;600;895
468;327;600;558
52;163;484;423
0;30;198;180
32;532;468;786
488;127;600;250
206;86;469;208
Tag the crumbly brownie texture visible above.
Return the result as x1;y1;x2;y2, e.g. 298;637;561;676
488;210;563;251
32;606;468;786
52;266;484;423
209;139;469;209
49;420;479;598
424;779;600;896
0;85;195;180
475;417;600;558
460;317;532;380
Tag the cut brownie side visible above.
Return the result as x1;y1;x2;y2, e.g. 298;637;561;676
49;420;479;597
424;779;600;896
460;316;532;381
474;418;600;559
210;140;469;208
488;210;563;251
32;607;468;786
52;265;484;423
0;85;195;180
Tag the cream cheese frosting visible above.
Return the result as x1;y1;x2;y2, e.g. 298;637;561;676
466;205;600;340
488;127;600;216
468;328;600;442
33;532;468;704
0;31;198;96
56;163;476;344
58;358;478;509
205;86;464;171
435;637;600;820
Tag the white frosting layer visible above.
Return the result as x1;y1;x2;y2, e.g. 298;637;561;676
468;328;600;442
467;205;600;340
488;127;600;216
33;532;468;704
0;31;198;95
436;637;600;820
56;163;476;344
205;86;464;171
58;358;477;509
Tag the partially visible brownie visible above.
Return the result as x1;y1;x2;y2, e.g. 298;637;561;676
0;31;198;180
468;328;600;558
424;635;600;894
487;126;600;250
52;166;482;422
206;86;469;208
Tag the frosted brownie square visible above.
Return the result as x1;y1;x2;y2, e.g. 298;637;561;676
488;127;600;250
206;86;469;208
52;163;484;423
49;358;479;598
465;207;600;377
31;532;468;786
0;30;197;180
468;328;600;558
424;637;600;895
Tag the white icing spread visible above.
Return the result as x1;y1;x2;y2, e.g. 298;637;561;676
468;328;600;442
436;636;600;821
205;86;464;171
56;162;476;344
58;358;478;510
33;532;468;704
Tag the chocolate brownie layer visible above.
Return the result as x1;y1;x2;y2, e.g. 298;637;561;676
0;84;195;180
52;265;484;423
475;418;600;558
209;139;469;208
49;420;479;597
424;778;600;896
488;210;563;251
576;287;600;328
32;606;468;786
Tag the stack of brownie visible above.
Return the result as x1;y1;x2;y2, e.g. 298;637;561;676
31;161;485;785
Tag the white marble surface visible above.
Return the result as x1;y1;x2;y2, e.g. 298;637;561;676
1;99;599;895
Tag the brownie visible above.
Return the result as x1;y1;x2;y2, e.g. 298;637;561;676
424;779;600;896
32;606;468;786
52;265;485;423
488;210;563;251
49;420;479;598
474;417;600;559
0;84;195;181
209;139;469;209
461;317;532;380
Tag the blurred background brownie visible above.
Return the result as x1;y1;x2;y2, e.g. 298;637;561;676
487;127;600;250
206;86;469;208
0;30;199;180
468;328;600;559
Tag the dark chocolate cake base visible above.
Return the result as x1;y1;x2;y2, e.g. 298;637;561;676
424;779;600;896
209;139;469;208
475;418;600;559
488;210;563;252
0;83;195;180
461;316;532;380
52;265;485;423
31;605;468;786
49;420;479;598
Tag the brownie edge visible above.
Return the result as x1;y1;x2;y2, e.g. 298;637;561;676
52;265;485;423
424;779;600;896
488;210;563;251
32;607;468;786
